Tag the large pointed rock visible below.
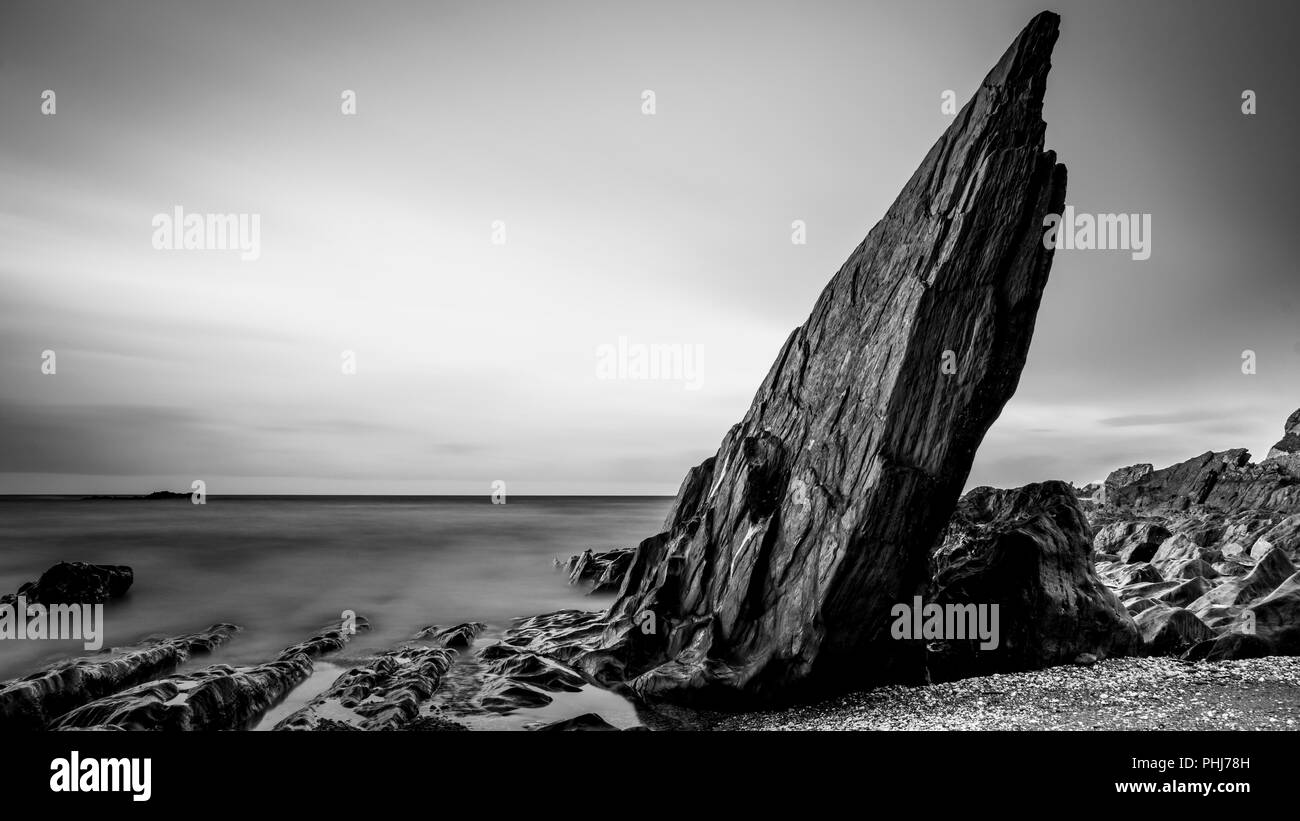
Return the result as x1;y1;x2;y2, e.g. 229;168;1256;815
556;13;1069;705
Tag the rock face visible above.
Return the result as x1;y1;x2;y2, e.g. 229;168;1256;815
555;13;1069;705
1249;571;1300;653
0;624;237;730
1104;445;1300;515
53;656;313;731
1093;520;1170;563
0;562;133;606
1133;606;1215;656
924;482;1140;679
555;548;636;594
1106;451;1248;512
1149;534;1222;581
1102;464;1153;505
1251;515;1300;561
470;612;603;714
1266;408;1300;460
1187;547;1296;616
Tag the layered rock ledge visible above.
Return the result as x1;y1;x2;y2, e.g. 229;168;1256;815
0;624;236;730
51;618;367;731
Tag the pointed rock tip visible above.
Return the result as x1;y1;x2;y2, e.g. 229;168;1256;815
980;10;1061;96
1028;9;1062;29
1019;10;1062;43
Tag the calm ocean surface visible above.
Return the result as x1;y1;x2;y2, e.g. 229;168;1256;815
0;497;672;702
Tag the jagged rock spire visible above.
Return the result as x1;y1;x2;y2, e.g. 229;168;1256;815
571;12;1069;705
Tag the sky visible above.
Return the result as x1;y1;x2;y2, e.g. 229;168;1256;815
1;0;1297;494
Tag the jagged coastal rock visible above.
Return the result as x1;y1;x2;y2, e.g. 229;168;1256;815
1101;414;1300;515
1092;520;1170;563
1254;516;1300;560
0;624;237;730
1088;406;1300;661
555;548;637;594
51;618;367;731
544;11;1068;705
275;646;457;731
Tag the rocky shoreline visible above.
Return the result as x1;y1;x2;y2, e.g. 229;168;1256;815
3;12;1298;732
4;402;1300;732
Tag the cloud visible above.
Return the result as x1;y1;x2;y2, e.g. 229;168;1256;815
1097;409;1237;428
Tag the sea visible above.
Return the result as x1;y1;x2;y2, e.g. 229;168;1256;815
0;495;673;729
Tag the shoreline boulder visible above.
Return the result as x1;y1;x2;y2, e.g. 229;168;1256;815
924;482;1141;680
1;562;133;607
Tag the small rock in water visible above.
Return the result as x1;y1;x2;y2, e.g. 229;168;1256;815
415;622;486;649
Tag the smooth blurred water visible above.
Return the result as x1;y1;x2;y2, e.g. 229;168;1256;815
0;496;671;682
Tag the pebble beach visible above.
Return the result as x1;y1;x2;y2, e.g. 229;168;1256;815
709;657;1300;731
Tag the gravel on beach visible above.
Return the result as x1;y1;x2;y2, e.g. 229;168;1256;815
708;657;1300;731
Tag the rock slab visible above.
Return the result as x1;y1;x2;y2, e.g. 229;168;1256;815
563;12;1069;705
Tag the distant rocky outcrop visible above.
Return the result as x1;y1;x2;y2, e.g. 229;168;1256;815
1101;464;1153;505
1102;422;1300;516
533;11;1069;706
80;490;190;500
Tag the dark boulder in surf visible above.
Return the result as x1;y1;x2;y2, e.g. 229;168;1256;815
1;561;133;607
